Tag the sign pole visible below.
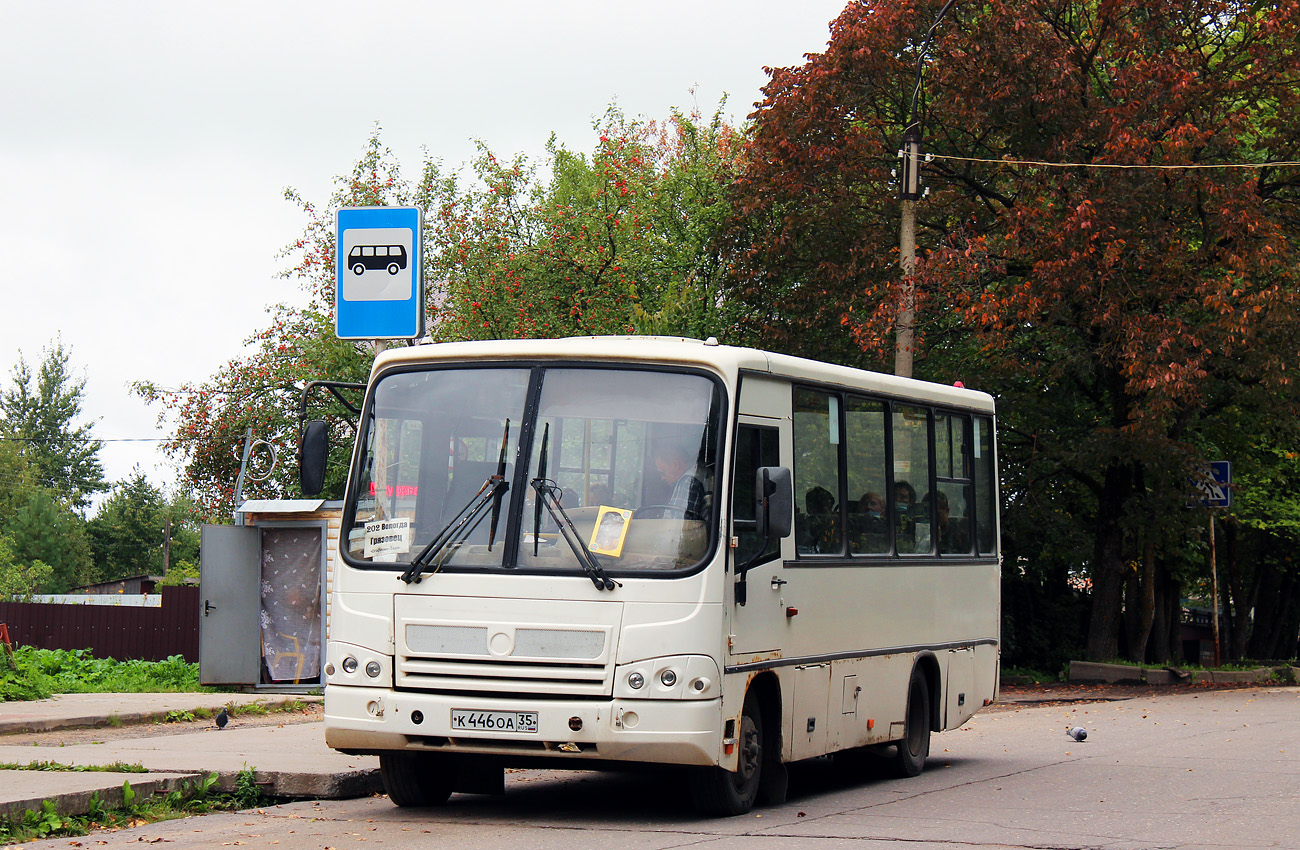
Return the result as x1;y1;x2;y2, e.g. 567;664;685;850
1209;513;1220;668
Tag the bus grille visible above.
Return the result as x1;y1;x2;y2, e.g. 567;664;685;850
396;656;610;696
395;621;615;696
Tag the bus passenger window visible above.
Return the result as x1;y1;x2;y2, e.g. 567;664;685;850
846;396;889;555
794;389;842;555
973;416;997;554
892;405;931;554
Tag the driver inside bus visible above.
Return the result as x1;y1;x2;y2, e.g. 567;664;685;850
653;443;708;520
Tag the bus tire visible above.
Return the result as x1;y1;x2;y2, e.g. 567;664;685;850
379;752;457;807
688;693;763;816
352;263;366;276
387;262;400;274
892;666;931;778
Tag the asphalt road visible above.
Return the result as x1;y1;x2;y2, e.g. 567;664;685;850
16;685;1299;850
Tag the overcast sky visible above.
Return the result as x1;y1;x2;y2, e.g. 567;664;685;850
0;0;846;504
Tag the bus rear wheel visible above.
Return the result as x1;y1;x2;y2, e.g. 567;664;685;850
380;751;457;807
689;694;763;816
892;667;931;778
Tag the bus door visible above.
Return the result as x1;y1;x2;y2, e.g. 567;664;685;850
729;375;791;657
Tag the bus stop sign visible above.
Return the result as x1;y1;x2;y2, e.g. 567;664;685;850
336;206;423;340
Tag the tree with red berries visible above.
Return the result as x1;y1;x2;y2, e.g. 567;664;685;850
425;104;743;340
142;105;743;519
134;137;399;517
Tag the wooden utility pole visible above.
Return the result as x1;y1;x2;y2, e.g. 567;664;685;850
896;198;918;379
162;516;172;576
894;0;956;378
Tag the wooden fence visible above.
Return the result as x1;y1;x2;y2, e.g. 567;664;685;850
0;585;200;662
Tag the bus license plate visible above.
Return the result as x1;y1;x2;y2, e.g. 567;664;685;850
450;709;539;733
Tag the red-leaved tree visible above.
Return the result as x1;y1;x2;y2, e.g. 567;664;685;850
730;0;1300;660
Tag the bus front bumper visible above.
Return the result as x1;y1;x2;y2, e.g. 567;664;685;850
324;684;724;767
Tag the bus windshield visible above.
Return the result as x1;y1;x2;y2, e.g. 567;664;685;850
344;364;722;576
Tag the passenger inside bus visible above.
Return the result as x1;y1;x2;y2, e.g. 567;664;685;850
899;483;920;556
799;485;838;554
928;490;970;554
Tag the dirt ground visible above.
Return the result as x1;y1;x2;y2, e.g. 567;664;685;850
0;701;325;749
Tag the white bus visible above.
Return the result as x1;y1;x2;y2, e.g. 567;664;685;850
301;336;1000;816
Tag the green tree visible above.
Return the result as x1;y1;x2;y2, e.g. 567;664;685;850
731;0;1300;661
4;487;93;592
136;307;369;520
143;104;741;518
0;533;53;601
138;135;412;519
87;471;200;581
426;103;743;341
0;437;31;520
0;437;80;594
0;339;106;510
1197;412;1300;660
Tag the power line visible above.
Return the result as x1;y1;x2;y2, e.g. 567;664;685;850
0;436;167;445
930;154;1300;170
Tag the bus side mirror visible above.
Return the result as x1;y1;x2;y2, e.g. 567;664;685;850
299;419;329;497
756;466;793;539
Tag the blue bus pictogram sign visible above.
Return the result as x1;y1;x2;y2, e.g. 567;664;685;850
336;207;423;340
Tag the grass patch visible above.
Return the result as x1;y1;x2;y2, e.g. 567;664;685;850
1;647;203;702
154;699;311;727
0;760;147;773
1001;666;1058;684
0;769;271;843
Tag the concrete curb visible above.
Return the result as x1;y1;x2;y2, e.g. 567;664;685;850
1067;660;1286;685
214;767;383;799
0;765;382;825
0;770;200;822
0;694;320;736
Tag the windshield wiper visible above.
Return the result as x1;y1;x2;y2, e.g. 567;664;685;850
528;423;619;591
531;477;620;591
400;420;511;584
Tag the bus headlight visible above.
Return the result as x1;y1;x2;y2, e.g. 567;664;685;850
327;642;391;688
615;656;719;700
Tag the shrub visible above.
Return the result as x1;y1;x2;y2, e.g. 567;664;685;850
0;647;201;702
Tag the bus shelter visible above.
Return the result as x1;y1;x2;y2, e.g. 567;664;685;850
199;500;342;691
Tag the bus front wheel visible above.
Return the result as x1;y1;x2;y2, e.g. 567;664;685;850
892;667;931;778
689;694;763;816
352;263;366;276
380;751;457;807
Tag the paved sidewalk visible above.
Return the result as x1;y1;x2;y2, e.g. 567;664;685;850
0;692;310;734
0;693;381;822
